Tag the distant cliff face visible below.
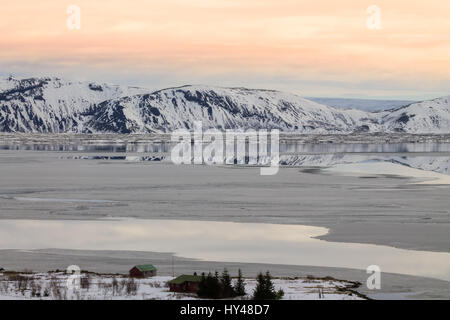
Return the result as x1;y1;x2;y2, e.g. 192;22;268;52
1;76;449;134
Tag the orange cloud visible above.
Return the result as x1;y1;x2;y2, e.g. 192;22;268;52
1;0;449;98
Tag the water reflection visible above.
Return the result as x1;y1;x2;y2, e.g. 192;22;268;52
281;142;450;154
0;143;172;153
280;154;450;175
2;141;450;153
2;139;450;175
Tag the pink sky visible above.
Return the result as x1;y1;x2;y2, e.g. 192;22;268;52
1;0;449;99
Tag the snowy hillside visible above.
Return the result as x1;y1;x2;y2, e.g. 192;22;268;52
0;76;146;132
83;85;373;133
307;97;414;112
0;76;449;134
379;96;450;133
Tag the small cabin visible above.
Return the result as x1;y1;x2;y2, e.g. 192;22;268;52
169;275;202;293
129;264;157;278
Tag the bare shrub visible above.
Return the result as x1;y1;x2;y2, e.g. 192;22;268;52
8;274;30;293
119;279;127;295
80;274;91;290
125;278;139;295
49;276;63;299
148;281;161;288
112;277;119;296
0;280;9;294
30;280;42;298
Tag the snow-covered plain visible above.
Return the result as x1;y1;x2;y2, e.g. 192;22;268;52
0;272;363;300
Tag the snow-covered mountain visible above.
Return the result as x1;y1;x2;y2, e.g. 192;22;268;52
379;96;450;133
0;76;146;132
83;85;375;133
307;97;414;112
0;76;449;134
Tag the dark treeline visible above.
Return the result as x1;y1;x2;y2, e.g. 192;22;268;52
197;269;284;300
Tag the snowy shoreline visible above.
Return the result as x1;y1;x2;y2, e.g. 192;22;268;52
0;271;365;300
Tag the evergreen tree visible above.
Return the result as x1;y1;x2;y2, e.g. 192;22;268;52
210;271;220;298
252;271;283;300
221;269;231;287
264;271;275;297
198;272;207;297
276;288;285;300
252;272;268;300
199;271;221;299
221;268;235;298
234;268;246;296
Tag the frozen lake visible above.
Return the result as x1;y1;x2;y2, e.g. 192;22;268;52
0;133;449;296
1;218;450;282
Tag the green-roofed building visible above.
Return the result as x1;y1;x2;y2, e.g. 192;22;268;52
129;264;157;278
169;274;202;293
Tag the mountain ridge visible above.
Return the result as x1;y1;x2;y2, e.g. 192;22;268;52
1;76;449;134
